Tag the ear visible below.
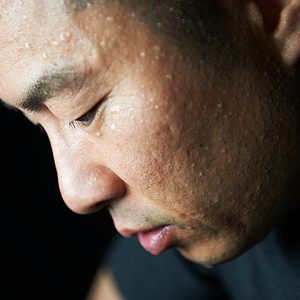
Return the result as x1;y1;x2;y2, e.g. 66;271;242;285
253;0;300;66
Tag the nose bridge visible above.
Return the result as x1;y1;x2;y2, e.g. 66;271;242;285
48;130;126;214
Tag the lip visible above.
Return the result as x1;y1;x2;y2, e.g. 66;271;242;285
118;225;175;255
118;227;139;238
137;225;174;255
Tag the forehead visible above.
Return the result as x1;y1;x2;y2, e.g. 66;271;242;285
0;1;64;25
0;1;173;106
0;3;69;103
0;1;68;64
0;0;229;107
0;1;166;69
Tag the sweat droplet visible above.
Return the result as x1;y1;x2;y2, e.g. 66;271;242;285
111;106;121;113
140;51;146;58
217;103;224;108
213;195;220;204
99;40;106;47
110;124;116;130
59;32;71;42
24;42;31;49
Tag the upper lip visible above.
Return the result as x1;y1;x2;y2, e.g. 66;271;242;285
118;228;138;237
117;225;169;238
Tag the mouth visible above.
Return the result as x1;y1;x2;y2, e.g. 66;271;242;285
118;225;175;255
138;225;174;255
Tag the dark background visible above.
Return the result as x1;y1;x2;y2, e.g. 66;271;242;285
1;104;116;300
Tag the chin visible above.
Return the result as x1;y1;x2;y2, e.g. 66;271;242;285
176;234;257;267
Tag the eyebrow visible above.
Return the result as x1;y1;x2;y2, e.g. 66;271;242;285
19;69;82;112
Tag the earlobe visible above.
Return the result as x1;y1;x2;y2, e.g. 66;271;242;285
252;0;300;66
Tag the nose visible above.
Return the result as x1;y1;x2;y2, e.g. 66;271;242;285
48;131;126;214
58;164;126;214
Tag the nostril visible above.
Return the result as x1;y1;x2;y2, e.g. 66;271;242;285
92;199;113;213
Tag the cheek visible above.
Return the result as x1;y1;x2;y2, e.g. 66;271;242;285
98;60;298;237
100;95;192;210
106;109;176;194
98;92;213;226
101;87;238;211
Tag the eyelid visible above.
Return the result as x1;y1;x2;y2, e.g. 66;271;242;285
69;94;109;129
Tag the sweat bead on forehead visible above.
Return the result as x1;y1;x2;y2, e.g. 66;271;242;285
0;0;299;267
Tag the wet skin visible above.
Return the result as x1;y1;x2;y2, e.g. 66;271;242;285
0;1;299;266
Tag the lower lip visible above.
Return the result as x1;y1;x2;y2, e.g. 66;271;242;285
138;225;173;255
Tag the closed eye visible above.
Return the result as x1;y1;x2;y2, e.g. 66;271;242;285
69;94;109;129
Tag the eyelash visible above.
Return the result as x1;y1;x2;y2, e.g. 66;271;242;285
69;96;108;129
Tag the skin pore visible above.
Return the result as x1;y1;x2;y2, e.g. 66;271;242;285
0;0;299;267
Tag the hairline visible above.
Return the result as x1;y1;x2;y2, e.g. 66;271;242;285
64;0;237;62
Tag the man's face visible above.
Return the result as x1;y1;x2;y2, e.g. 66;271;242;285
0;1;299;266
